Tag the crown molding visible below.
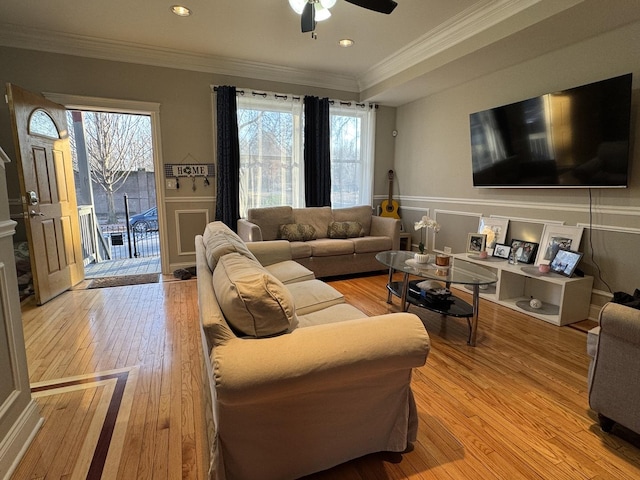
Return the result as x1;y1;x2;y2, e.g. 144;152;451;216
0;23;360;93
358;0;583;91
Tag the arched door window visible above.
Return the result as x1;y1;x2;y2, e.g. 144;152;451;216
29;109;60;139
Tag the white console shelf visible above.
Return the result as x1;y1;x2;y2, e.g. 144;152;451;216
451;253;593;326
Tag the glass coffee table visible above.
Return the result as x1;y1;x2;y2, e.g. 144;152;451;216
376;250;497;346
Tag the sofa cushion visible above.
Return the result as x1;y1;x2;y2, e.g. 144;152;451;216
327;221;364;239
202;221;258;271
285;279;345;315
278;223;317;242
293;206;332;239
213;253;297;338
265;260;315;285
351;235;393;254
248;206;294;241
309;238;355;257
332;205;373;236
290;241;313;260
297;303;368;328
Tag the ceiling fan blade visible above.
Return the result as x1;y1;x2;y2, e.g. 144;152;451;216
344;0;398;14
301;2;316;32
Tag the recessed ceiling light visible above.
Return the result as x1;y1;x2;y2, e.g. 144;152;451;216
171;5;192;17
338;39;354;48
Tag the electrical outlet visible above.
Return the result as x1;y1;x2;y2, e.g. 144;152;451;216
443;246;452;254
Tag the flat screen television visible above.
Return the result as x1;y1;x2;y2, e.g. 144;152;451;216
470;73;632;188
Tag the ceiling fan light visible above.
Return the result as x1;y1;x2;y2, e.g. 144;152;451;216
288;0;307;15
320;0;337;8
314;4;331;21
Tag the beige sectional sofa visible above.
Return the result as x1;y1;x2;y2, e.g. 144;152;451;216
237;205;401;278
196;221;430;480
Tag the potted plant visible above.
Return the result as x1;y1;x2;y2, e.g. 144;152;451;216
413;216;440;263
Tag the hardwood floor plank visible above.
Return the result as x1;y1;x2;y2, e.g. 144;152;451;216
15;272;640;479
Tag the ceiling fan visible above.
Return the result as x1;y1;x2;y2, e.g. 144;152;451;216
289;0;398;35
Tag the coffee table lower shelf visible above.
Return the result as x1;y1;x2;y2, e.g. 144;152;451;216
387;280;474;318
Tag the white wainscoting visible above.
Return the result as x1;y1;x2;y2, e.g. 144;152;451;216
175;209;210;256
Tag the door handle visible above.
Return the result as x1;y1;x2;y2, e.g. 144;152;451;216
30;210;45;218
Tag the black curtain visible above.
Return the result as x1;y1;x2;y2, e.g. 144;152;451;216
304;95;331;207
215;86;240;231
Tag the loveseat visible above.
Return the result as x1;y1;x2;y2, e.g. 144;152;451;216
587;302;640;435
237;205;400;278
196;221;430;480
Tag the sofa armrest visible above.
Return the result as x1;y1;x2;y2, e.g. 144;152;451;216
237;218;263;242
246;240;293;266
589;302;640;433
213;312;429;404
370;216;401;250
599;302;640;345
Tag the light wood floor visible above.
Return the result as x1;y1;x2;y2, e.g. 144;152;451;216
15;273;640;479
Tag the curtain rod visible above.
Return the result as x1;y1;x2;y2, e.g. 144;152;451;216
212;85;377;109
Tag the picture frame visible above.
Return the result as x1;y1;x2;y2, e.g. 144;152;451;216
535;225;584;266
510;239;538;264
492;243;511;259
549;249;584;277
467;233;487;254
477;217;509;251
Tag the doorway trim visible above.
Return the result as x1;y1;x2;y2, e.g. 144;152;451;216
42;93;168;275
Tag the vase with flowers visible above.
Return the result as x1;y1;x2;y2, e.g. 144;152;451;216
413;215;440;263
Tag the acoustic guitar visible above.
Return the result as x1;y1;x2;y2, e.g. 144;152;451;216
380;169;400;219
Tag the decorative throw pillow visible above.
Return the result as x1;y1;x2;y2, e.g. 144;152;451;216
212;253;297;338
278;223;316;242
327;221;365;239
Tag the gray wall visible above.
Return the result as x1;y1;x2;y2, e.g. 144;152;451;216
393;20;640;307
0;46;393;270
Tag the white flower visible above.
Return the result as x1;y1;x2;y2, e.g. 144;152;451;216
414;216;440;233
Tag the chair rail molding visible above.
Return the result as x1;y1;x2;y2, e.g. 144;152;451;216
0;220;17;239
577;223;640;235
380;194;640;218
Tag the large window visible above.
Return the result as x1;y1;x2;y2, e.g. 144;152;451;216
329;103;375;208
237;95;304;217
236;91;375;217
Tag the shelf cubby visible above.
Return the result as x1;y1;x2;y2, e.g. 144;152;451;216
451;254;593;326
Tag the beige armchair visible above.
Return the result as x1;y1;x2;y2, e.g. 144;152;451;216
587;302;640;434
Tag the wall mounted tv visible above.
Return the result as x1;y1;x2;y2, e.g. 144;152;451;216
470;73;632;188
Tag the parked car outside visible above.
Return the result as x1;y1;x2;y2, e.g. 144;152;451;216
129;206;158;233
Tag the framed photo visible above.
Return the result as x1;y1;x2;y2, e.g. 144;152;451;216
492;243;511;259
510;239;538;264
478;217;509;251
467;233;487;254
535;225;584;266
